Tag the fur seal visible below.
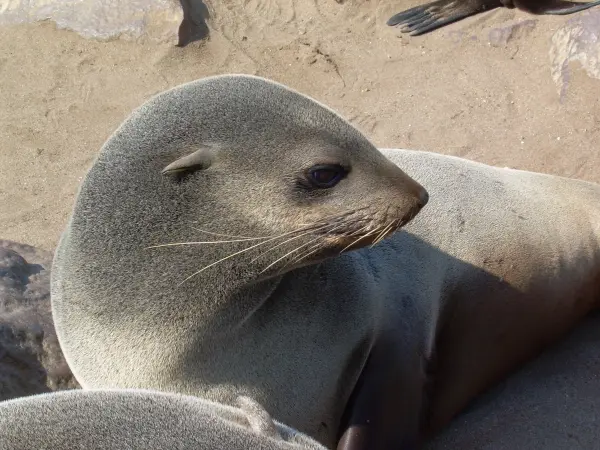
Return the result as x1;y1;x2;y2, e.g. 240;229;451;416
387;0;600;36
0;239;78;401
51;74;600;449
0;388;326;449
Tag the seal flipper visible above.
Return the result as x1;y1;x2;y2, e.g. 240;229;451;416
387;0;502;35
516;0;600;14
336;333;426;450
177;0;210;47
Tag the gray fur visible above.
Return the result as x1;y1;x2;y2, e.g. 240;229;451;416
237;395;284;439
0;240;78;401
0;388;326;449
51;75;600;447
378;147;600;438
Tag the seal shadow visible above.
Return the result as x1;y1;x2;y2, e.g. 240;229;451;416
0;239;80;402
427;309;600;449
176;230;599;444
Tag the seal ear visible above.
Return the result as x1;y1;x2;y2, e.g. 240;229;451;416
162;146;216;176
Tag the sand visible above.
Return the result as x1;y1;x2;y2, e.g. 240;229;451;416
2;1;600;250
1;1;600;447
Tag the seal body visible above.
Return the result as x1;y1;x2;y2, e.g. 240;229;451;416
51;75;600;449
356;149;600;447
387;0;600;36
0;388;326;450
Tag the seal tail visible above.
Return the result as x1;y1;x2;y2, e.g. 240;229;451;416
387;0;501;36
524;0;600;14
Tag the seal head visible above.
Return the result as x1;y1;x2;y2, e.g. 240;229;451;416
51;74;427;447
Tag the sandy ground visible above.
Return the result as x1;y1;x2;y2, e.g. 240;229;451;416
2;1;600;250
1;0;600;447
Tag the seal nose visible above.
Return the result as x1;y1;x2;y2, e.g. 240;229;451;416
417;188;429;209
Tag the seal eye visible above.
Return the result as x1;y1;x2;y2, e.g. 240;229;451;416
307;165;346;188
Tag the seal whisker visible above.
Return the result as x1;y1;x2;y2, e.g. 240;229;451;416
260;240;321;276
370;221;397;248
291;218;379;266
384;218;407;240
283;242;326;271
177;240;279;286
284;241;324;268
146;238;270;249
286;223;371;270
280;221;371;272
299;207;371;229
176;225;328;285
260;222;350;275
339;225;383;255
189;227;274;240
284;219;360;268
249;223;334;264
345;223;374;237
150;222;331;251
376;221;399;245
177;220;347;285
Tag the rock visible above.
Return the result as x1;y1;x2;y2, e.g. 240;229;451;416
0;0;183;43
550;9;600;99
0;239;79;402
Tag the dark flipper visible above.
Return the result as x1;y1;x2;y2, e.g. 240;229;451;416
521;0;600;14
387;0;501;35
177;0;210;47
